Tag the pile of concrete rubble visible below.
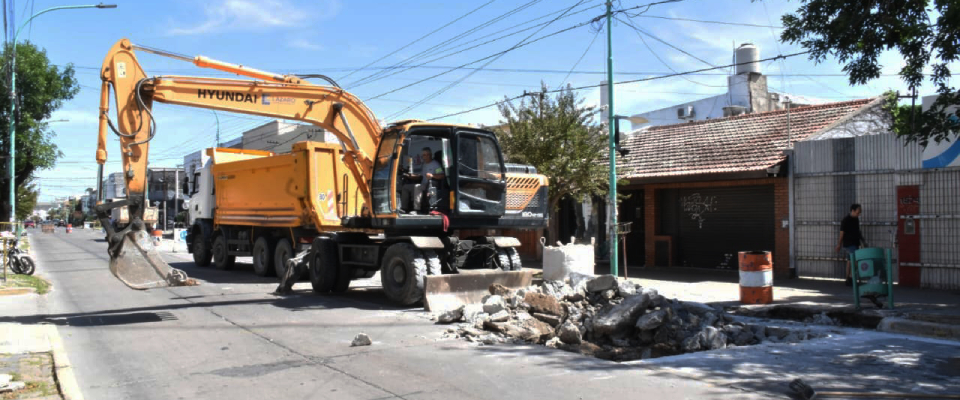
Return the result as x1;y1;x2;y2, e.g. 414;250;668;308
437;274;823;361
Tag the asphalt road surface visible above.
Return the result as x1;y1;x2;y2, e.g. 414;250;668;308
6;230;767;400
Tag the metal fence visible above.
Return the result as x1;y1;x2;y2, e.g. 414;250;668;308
793;134;960;289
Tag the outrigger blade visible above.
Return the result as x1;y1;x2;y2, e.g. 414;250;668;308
109;230;196;290
424;270;533;312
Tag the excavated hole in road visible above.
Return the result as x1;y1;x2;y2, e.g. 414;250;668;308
727;305;884;330
436;277;829;362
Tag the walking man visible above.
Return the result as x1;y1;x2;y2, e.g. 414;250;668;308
835;203;867;286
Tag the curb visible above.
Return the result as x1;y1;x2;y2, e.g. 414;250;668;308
877;317;960;341
45;325;84;400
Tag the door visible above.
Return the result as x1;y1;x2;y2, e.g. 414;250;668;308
453;132;506;217
371;131;401;216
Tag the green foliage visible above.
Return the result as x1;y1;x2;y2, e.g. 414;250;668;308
0;42;79;221
780;0;958;146
882;91;923;138
493;84;609;211
14;180;38;221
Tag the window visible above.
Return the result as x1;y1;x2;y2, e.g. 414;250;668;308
371;133;400;214
457;135;502;181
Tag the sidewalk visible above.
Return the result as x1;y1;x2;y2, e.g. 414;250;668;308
0;323;81;400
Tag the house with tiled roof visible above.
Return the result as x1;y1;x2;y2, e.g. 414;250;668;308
609;97;886;278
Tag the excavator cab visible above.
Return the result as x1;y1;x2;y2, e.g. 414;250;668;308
370;124;508;227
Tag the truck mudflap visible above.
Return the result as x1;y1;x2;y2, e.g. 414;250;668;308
423;270;533;312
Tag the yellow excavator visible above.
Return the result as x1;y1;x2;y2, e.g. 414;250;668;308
94;39;548;308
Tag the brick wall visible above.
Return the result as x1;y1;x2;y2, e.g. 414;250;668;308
635;177;790;278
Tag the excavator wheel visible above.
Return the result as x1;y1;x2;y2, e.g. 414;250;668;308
310;237;339;293
252;237;276;277
212;234;236;270
423;250;442;276
496;249;512;271
380;243;427;306
505;247;523;271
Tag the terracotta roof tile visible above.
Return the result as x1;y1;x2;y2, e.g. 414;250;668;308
618;98;875;178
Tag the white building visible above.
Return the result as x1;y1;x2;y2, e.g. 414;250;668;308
618;43;828;130
241;120;336;154
103;172;126;200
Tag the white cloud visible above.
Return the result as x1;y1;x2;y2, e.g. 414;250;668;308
168;0;341;36
288;39;323;51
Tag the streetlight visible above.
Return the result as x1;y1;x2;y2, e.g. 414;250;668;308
608;114;648;278
7;3;116;228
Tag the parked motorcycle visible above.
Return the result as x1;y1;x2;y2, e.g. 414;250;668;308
3;238;35;275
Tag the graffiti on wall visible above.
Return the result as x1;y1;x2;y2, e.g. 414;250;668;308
680;193;718;229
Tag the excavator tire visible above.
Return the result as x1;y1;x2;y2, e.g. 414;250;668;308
252;237;275;277
192;234;212;267
423;250;442;276
496;249;512;271
380;243;426;306
212;234;235;270
310;237;338;294
506;247;523;271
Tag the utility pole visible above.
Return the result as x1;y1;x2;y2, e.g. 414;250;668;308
605;1;618;278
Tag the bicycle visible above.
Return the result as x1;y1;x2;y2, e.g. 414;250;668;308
3;237;35;276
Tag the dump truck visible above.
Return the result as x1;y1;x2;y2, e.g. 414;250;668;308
93;38;548;306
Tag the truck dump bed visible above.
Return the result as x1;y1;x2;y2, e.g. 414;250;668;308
210;141;365;230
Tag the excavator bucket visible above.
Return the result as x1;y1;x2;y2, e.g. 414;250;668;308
423;270;533;312
109;230;196;290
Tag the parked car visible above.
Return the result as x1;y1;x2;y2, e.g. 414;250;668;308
23;220;35;228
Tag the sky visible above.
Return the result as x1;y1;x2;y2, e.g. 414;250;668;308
18;0;953;202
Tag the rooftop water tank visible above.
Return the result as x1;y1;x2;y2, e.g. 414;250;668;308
736;43;760;75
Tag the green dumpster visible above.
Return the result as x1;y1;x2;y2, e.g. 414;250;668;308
850;247;894;310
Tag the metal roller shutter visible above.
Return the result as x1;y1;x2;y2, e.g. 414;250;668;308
658;185;775;269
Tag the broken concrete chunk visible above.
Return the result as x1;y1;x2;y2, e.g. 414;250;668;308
489;310;511;323
806;312;835;326
592;292;650;336
681;301;717;317
700;326;726;350
545;337;563;348
765;326;791;340
522;318;556;343
523;292;565;317
463;304;485;322
558;322;582;345
438;306;465;324
483;295;506;314
586;275;618;293
533;312;562;327
636;309;667;331
618;281;639;296
351;333;372;347
489;283;513;296
734;330;755;346
601;289;617;300
681;334;702;352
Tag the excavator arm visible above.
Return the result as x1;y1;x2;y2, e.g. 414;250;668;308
94;38;383;289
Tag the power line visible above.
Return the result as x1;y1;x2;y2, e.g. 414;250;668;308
617;16;724;88
618;16;716;68
558;28;601;89
385;0;587;120
633;14;784;28
346;0;550;89
427;50;812;121
337;0;498;82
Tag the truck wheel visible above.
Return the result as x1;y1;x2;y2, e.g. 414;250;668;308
423;250;442;276
273;238;294;277
310;238;338;293
192;234;212;267
496;249;511;271
380;243;426;306
506;247;522;271
212;235;235;270
252;237;275;277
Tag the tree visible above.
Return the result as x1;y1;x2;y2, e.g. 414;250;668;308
493;84;609;243
779;0;958;146
14;180;38;221
0;42;79;221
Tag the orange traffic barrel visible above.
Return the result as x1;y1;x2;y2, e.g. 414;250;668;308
151;230;163;238
739;251;773;304
65;223;73;233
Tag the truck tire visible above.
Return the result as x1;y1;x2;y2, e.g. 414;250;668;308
252;237;275;277
380;243;426;306
273;238;294;277
193;234;212;267
496;249;511;271
423;250;442;276
309;238;338;293
212;234;236;270
506;247;522;271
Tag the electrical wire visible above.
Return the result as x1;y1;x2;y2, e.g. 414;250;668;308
631;14;783;28
557;28;601;89
336;0;498;82
385;0;587;120
427;50;812;121
617;16;724;88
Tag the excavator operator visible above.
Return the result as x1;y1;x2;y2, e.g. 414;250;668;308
400;147;445;214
